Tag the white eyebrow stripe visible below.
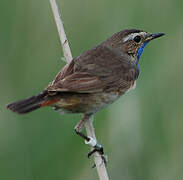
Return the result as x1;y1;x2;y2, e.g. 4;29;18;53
122;32;147;43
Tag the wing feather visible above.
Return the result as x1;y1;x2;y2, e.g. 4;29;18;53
47;45;139;93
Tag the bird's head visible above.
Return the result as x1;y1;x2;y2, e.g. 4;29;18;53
104;29;164;63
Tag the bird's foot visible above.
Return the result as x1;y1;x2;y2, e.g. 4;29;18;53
74;129;107;166
86;141;104;158
85;137;107;167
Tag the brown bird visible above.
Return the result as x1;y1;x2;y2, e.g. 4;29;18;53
7;29;164;156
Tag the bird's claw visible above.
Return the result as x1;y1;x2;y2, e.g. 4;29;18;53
87;143;107;168
91;154;107;168
87;143;104;158
84;136;107;167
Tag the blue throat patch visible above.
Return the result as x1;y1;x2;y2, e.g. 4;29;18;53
136;41;149;72
137;41;149;60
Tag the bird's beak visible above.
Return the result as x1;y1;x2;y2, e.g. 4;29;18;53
146;32;165;41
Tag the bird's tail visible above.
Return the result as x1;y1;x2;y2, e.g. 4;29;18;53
7;90;59;114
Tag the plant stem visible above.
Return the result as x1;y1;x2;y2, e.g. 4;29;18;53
49;1;109;179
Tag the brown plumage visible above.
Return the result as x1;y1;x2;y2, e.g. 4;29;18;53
7;29;164;116
7;29;164;157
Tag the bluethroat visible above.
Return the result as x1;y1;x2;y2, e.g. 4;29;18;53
7;29;164;157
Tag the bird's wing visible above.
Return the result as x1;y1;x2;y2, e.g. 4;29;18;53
46;45;139;93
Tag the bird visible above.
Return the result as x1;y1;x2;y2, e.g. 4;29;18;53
7;29;164;157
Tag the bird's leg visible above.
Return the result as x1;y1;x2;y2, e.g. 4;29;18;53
74;114;91;142
74;114;105;159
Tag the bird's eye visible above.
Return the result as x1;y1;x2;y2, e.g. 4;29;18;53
134;35;141;43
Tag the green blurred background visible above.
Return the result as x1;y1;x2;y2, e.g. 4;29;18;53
1;0;183;179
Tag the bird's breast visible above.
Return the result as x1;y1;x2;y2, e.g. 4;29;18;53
126;80;136;93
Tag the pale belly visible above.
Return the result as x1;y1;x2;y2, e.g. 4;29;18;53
52;81;136;114
52;92;120;114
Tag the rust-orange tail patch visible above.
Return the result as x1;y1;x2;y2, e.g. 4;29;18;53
41;98;60;107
